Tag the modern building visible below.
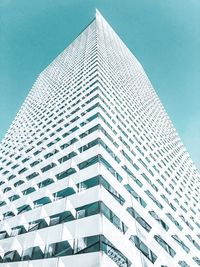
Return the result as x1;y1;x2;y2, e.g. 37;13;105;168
0;10;199;267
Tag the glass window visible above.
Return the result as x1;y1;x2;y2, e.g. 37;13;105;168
29;219;48;232
41;162;57;173
50;211;74;226
149;210;169;231
54;187;75;200
38;178;54;188
145;190;163;209
31;246;44;260
79;139;99;153
3;250;21;262
11;226;26;237
166;213;183;231
186;234;200;250
172;235;190;253
0;201;6;207
14;180;24;187
46;241;73;257
78;155;99;170
3;187;11;193
124;184;146;207
178;260;190;267
22;187;36;195
193;257;200;265
74;235;100;254
0;230;8;240
17;204;31;214
154;235;176;257
34;197;51;208
58;151;77;164
78;176;99;191
100;156;122;182
9;194;20;202
56;168;76;180
3;211;15;219
127;207;151;232
76;202;100;219
130;235;157;263
101;203;127;234
26;172;39;181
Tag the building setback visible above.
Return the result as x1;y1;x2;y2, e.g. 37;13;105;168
0;10;199;267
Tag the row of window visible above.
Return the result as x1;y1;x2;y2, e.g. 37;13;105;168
1;234;131;266
1;170;124;222
0;200;126;242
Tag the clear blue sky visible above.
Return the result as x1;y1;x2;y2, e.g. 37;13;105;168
0;0;200;170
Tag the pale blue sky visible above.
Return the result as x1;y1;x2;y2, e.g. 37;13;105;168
0;0;200;170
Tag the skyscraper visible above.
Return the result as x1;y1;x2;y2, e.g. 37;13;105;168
0;9;199;267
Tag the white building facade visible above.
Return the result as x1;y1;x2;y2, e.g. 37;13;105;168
0;10;199;267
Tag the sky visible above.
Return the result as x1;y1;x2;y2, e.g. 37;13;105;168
0;0;200;170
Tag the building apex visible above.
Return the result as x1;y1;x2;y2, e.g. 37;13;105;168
95;8;101;16
95;8;103;19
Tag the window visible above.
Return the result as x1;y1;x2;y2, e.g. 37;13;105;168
26;172;39;181
149;210;169;231
193;257;200;266
56;168;76;180
100;156;123;182
130;235;157;263
38;178;54;188
0;231;8;240
22;187;35;195
34;197;51;208
178;260;190;267
17;204;31;214
3;211;15;219
14;180;24;187
78;139;99;153
3;250;21;262
127;207;151;232
60;137;78;150
166;213;183;231
124;184;146;208
74;235;100;254
41;162;57;173
45;240;73;258
101;203;128;234
11;226;26;237
123;166;142;187
44;149;59;159
22;246;44;261
0;201;6;207
101;177;125;205
76;202;100;219
186;234;200;250
78;155;99;170
3;187;11;193
154;235;176;257
172;235;190;253
50;211;74;226
58;151;77;164
54;187;75;200
78;176;99;191
29;219;48;232
145;190;163;209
